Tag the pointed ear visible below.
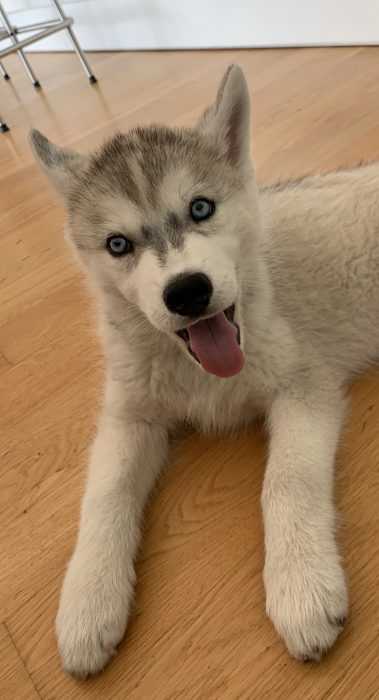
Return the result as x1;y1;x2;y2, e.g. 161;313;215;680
29;129;87;197
197;65;251;169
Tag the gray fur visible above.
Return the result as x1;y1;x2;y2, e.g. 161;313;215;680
166;211;185;249
141;224;168;262
30;125;232;260
30;65;378;678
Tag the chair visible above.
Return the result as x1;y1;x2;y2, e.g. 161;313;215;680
0;0;97;131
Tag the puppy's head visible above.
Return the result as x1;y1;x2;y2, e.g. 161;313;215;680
31;65;262;378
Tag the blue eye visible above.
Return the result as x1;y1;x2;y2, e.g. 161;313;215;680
190;198;215;222
106;235;134;257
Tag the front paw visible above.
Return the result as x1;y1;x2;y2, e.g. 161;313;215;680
56;556;133;678
264;556;348;662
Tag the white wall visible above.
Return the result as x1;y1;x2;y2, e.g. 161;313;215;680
3;0;379;50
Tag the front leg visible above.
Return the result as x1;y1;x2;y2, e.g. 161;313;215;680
56;407;168;677
262;389;348;661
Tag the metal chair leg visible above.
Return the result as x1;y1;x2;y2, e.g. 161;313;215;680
66;25;97;83
0;2;41;87
50;0;97;83
15;49;41;87
0;61;10;80
0;115;9;132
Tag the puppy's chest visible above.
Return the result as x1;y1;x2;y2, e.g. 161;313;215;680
150;354;269;431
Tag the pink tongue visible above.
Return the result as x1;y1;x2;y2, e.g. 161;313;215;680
187;312;244;378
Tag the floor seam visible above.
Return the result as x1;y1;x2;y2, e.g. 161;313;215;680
3;620;43;699
0;349;12;366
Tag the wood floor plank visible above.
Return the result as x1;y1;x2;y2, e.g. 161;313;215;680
0;350;10;370
0;623;40;700
1;47;379;700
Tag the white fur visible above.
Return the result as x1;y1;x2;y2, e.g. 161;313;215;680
262;389;348;661
56;397;168;676
30;66;379;677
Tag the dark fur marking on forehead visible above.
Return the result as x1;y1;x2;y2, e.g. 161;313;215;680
87;136;142;206
166;212;185;250
142;224;168;262
79;212;186;262
141;225;154;243
67;126;243;251
85;127;225;207
142;214;185;259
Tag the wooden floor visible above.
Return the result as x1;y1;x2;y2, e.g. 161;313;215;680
1;47;379;700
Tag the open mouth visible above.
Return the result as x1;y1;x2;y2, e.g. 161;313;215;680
176;304;244;378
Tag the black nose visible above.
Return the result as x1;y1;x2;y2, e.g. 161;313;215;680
163;272;213;317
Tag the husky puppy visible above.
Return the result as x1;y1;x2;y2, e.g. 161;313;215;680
31;65;379;677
